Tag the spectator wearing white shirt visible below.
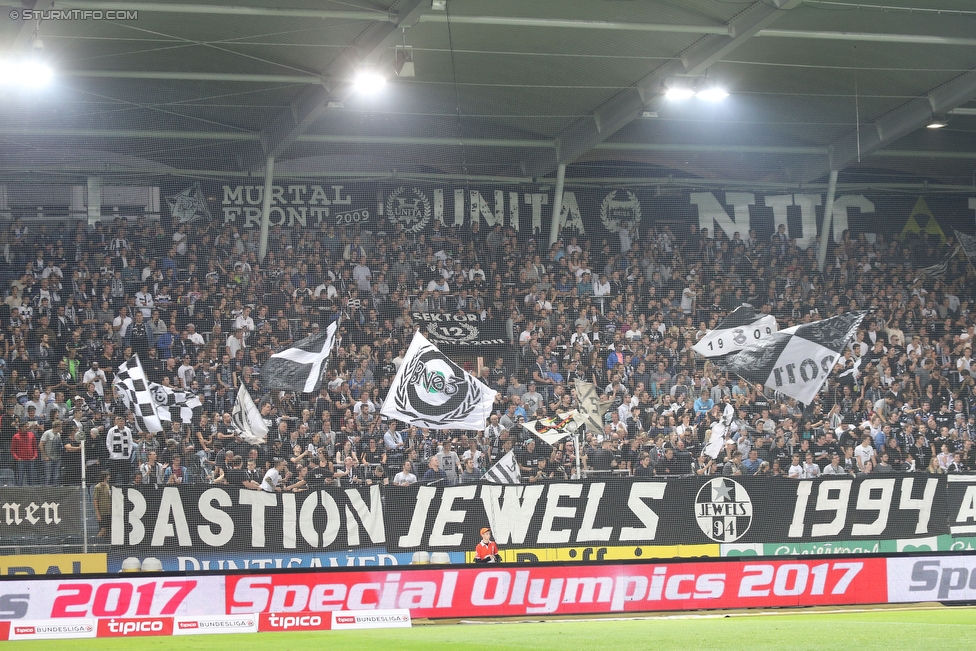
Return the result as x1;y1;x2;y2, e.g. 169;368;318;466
593;274;611;297
802;453;820;478
112;307;133;338
82;361;107;397
393;461;417;486
134;285;154;318
853;436;876;471
185;323;205;346
233;306;255;332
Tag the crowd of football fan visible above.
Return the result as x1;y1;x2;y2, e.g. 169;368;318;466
2;213;976;502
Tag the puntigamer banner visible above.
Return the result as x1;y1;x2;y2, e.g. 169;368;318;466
108;476;976;562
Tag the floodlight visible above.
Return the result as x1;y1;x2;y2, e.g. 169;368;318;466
0;60;53;88
664;87;695;101
927;115;949;129
696;86;729;102
352;69;386;94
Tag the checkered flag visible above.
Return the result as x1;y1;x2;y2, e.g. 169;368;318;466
149;382;203;425
116;355;165;433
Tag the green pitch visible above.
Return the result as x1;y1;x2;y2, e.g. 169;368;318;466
11;608;976;651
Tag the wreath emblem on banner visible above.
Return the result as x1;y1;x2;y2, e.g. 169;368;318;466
600;190;642;231
426;322;479;344
694;477;753;543
386;187;432;234
393;345;482;426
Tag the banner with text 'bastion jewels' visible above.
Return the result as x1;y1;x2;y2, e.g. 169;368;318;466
101;475;976;571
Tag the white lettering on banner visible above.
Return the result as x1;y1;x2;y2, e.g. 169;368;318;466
691;192;753;241
619;482;666;541
1;501;62;526
215;182;894;246
887;556;976;603
950;476;976;535
197;489;234;547
481;485;544;545
764;194;822;250
788;477;934;539
538;484;582;545
122;488;387;550
693;191;873;248
429;486;477;547
151;488;192;546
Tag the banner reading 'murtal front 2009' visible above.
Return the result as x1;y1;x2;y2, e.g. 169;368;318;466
106;476;976;571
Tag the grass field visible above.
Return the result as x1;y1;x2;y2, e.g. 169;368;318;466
10;607;976;651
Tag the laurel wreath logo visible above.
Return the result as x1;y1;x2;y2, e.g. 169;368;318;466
393;344;482;426
599;190;642;231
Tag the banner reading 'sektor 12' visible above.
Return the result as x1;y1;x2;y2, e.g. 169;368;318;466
107;475;976;567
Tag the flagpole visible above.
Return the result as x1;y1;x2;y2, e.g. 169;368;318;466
81;438;88;554
575;428;583;480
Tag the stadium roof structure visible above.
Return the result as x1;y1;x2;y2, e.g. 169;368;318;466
2;0;976;190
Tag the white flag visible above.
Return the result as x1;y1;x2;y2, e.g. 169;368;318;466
484;450;521;484
573;379;612;435
693;305;778;358
703;404;735;459
721;312;866;405
524;412;578;446
232;384;270;445
381;331;497;430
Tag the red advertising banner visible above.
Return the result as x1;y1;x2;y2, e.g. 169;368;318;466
226;558;888;618
96;616;174;637
258;612;331;632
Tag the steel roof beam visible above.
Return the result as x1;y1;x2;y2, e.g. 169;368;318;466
826;67;976;173
521;0;804;178
252;0;429;169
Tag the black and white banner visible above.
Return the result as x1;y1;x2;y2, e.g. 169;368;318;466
693;305;777;358
411;312;508;347
385;475;949;551
262;319;339;393
721;312;865;404
109;476;958;556
110;485;386;553
0;487;84;539
955;229;976;262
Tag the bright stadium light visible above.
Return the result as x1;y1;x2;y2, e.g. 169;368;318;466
696;85;729;102
664;87;695;101
0;59;53;88
352;68;386;94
